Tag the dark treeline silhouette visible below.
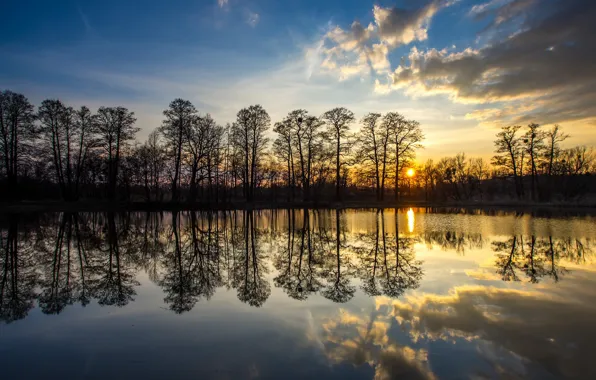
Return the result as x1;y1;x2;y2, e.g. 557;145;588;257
1;209;592;322
1;89;595;205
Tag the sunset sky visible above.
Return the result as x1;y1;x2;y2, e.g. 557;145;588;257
1;0;594;160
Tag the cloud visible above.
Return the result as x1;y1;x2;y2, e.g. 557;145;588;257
468;0;510;17
313;1;454;81
318;308;436;379
77;7;92;33
373;0;451;48
217;0;228;8
246;11;260;27
385;276;596;379
376;0;596;126
470;0;536;27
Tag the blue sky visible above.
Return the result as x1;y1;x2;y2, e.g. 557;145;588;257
1;0;595;159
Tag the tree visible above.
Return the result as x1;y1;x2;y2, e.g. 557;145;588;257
160;99;198;202
288;110;309;200
492;125;523;199
545;124;568;177
38;99;72;199
321;107;355;201
383;113;423;201
96;107;138;200
231;105;270;201
522;123;545;201
0;90;36;199
185;114;210;202
357;112;391;200
273;110;324;201
135;131;165;201
273;121;296;201
39;101;97;200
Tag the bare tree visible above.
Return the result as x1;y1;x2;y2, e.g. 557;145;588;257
135;131;165;201
38;99;72;199
492;125;524;199
39;101;97;200
302;115;325;201
545;125;569;177
273;121;296;201
357;113;390;200
522;123;545;201
0;90;36;199
160;99;197;202
321;107;355;201
384;113;424;201
231;105;270;201
96;107;138;200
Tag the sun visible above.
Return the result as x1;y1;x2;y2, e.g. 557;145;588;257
406;168;415;177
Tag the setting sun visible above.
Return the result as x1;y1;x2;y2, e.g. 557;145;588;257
406;168;415;177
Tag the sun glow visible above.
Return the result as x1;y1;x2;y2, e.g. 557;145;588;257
406;168;415;177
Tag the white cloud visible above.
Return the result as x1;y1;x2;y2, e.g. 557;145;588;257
312;1;454;81
217;0;228;9
246;11;260;27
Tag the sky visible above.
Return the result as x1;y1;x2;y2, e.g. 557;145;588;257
1;0;595;160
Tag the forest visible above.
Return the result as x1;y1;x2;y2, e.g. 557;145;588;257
1;89;595;206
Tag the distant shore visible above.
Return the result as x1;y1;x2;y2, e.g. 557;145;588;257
1;200;596;214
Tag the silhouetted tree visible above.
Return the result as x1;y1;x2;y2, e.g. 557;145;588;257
134;131;165;201
0;90;36;199
321;107;355;201
96;107;138;200
493;125;524;199
356;113;392;200
522;123;545;201
385;113;424;201
231;106;270;201
39;101;97;200
160;99;197;202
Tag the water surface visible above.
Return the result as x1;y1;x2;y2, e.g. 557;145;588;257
1;208;595;379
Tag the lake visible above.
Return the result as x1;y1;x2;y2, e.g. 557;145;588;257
1;208;595;379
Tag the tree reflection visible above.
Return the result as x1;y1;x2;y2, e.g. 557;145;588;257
138;212;166;283
383;211;423;297
493;235;573;283
0;210;594;322
91;213;138;307
0;216;37;322
273;210;322;300
321;210;355;303
37;213;93;313
159;212;223;313
422;230;485;254
232;211;271;307
354;210;423;298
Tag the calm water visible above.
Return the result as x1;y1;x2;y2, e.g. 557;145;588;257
1;208;595;379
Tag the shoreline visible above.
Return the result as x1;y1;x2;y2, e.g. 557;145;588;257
1;200;596;214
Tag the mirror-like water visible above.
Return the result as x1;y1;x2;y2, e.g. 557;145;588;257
1;208;595;379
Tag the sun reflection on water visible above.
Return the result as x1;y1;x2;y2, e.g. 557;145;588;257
407;208;415;233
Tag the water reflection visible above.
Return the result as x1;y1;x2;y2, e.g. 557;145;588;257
1;209;593;322
2;209;596;379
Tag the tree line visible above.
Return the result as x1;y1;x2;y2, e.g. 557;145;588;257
1;89;594;204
